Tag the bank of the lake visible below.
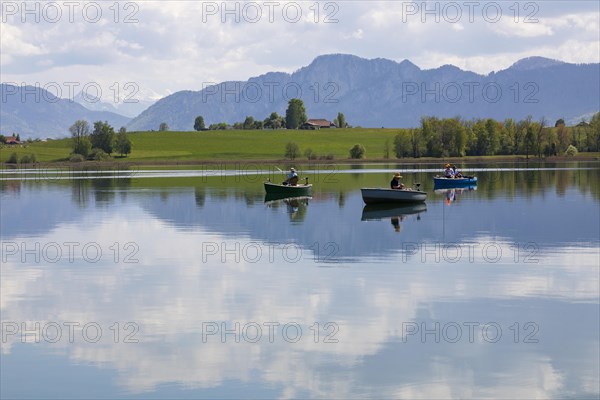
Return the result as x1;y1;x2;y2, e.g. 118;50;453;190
1;128;599;165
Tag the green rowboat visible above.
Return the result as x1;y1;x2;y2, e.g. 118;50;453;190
264;181;312;198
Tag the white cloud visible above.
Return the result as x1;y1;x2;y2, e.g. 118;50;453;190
344;28;364;39
0;2;598;102
0;24;46;56
492;20;555;37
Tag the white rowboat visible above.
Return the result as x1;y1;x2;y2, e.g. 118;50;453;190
361;188;427;204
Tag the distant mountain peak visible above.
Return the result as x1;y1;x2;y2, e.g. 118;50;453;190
437;64;464;72
398;59;420;70
509;56;566;71
311;53;363;63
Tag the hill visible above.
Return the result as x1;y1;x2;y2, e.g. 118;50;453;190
1;84;131;139
127;54;599;130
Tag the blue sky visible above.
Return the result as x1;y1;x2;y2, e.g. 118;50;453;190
1;0;598;103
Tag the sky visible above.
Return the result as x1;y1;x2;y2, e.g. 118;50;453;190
1;0;599;104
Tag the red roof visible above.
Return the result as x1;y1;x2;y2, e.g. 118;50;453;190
306;119;335;127
5;136;20;144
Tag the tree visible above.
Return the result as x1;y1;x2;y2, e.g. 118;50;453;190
555;118;565;127
284;142;300;159
159;122;169;131
209;122;230;130
500;119;516;155
475;118;499;156
394;132;411;158
73;137;92;158
349;144;366;159
194;116;206;131
524;125;535;159
69;120;91;157
69;120;89;139
119;126;127;134
556;123;571;152
421;116;444;157
304;148;317;160
89;148;110;161
243;116;255;130
335;112;347;128
115;130;132;157
439;118;466;157
285;98;307;129
409;129;423;158
565;144;578;156
589;112;600;152
534;117;547;158
515;116;532;154
90;121;116;155
383;139;391;159
264;112;285;129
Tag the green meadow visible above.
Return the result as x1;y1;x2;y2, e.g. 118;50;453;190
1;128;598;164
0;129;401;163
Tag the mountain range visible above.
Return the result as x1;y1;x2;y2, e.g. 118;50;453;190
1;84;131;139
73;91;156;118
1;54;598;138
127;54;599;131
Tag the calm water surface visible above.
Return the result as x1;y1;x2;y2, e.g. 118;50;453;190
1;162;599;399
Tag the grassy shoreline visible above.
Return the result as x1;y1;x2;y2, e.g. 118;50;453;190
1;128;598;168
1;154;598;170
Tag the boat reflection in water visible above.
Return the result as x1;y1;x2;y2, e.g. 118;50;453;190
361;203;427;233
265;194;311;223
434;185;477;205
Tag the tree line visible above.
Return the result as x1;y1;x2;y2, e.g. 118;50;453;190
393;113;600;158
69;120;132;161
191;99;348;131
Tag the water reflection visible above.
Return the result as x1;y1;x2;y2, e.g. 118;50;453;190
1;164;599;399
265;196;311;223
434;186;477;205
361;203;427;233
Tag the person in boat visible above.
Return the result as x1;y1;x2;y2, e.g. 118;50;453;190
283;167;299;186
444;164;454;178
390;172;405;189
452;165;463;178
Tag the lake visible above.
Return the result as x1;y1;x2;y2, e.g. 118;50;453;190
1;162;599;399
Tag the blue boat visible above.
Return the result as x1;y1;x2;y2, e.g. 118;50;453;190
433;176;478;188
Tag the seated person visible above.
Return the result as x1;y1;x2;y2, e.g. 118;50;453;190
390;172;405;189
444;164;454;178
283;168;299;186
452;165;463;178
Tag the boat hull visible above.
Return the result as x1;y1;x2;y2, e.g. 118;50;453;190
264;182;312;198
361;188;427;204
433;176;478;188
